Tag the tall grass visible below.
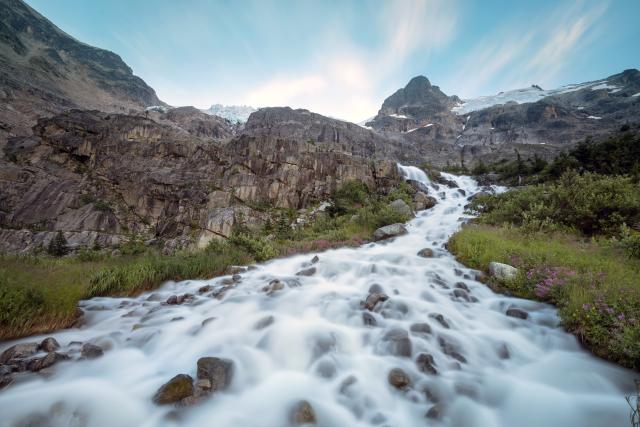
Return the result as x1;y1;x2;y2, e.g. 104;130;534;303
449;224;640;369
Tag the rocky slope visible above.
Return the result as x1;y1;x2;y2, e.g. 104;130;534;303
1;109;400;253
0;0;164;141
369;69;640;166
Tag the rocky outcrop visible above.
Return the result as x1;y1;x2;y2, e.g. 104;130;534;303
488;262;519;281
0;109;402;252
0;0;164;139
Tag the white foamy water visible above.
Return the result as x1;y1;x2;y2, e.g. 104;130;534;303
0;166;633;427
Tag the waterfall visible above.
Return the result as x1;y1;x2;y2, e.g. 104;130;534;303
0;165;633;427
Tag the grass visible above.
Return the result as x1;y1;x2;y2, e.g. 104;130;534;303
449;224;640;370
0;180;414;340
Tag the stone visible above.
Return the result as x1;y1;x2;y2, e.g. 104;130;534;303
362;312;377;327
363;292;389;311
153;374;194;405
29;352;70;372
310;255;320;264
81;343;104;359
409;323;431;335
417;248;435;258
39;337;60;353
506;308;529;320
295;267;316;277
263;279;285;295
388;368;411;389
389;199;414;217
0;342;40;363
454;282;470;292
452;288;470;301
488;262;519;281
198;285;213;294
255;315;275;329
202;317;216;327
368;283;384;294
0;373;13;390
373;223;408;241
425;404;443;420
291;400;317;425
429;313;450;329
196;357;233;392
416;353;438;375
382;328;412;357
414;192;437;210
438;337;467;363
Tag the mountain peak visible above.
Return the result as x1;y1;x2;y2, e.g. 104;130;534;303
406;75;432;90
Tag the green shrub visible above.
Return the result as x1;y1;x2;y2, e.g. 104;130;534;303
47;231;69;257
0;283;45;331
119;240;146;255
229;232;277;261
472;172;640;236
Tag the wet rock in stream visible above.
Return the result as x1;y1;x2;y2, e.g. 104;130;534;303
388;368;411;389
381;328;412;357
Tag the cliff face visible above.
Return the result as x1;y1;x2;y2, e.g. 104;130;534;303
1;110;400;253
0;0;164;140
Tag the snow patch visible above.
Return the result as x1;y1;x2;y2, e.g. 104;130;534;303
202;104;256;123
632;92;640;97
407;123;433;133
591;83;619;91
587;116;602;120
389;113;409;119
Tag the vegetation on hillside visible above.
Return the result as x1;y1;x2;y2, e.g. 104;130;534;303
0;180;414;340
449;128;640;369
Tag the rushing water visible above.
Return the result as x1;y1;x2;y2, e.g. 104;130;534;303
0;166;634;427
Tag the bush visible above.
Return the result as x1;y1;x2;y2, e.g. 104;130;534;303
229;232;278;262
0;284;45;331
47;231;69;257
472;172;640;236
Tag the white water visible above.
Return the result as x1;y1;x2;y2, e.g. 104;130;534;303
0;166;633;427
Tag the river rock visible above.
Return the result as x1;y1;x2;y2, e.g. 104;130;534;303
363;292;389;311
452;288;470;301
409;323;432;335
29;352;70;372
0;342;40;363
425;404;443;420
81;343;104;359
429;313;450;329
389;199;413;217
373;223;408;241
362;312;377;327
291;400;317;425
153;374;194;405
417;248;435;258
255;315;275;329
454;282;470;292
368;283;384;294
263;279;285;295
311;255;320;264
296;267;316;276
438;337;466;363
39;338;60;353
488;262;518;281
506;308;529;320
388;368;411;389
198;285;213;294
414;192;437;210
196;357;233;392
382;328;412;357
416;353;438;375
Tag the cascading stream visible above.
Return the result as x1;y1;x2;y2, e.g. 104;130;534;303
0;165;633;427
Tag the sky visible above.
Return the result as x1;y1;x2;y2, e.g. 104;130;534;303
27;0;640;122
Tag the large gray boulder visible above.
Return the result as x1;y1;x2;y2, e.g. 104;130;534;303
414;192;437;210
373;223;408;241
488;262;519;281
389;199;413;217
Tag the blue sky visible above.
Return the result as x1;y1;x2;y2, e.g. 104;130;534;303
27;0;640;122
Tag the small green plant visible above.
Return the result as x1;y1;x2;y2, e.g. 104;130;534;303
47;231;69;257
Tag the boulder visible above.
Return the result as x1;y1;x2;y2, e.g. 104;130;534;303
407;179;429;194
417;248;435;258
373;223;408;241
382;328;412;357
409;323;431;335
263;279;285;295
389;199;413;217
81;343;104;359
291;400;317;425
488;262;518;281
362;312;377;327
29;352;70;371
506;308;529;320
363;292;389;311
414;192;437;210
368;283;384;294
388;368;411;389
425;403;443;420
39;337;60;353
153;374;194;405
429;313;450;329
196;357;233;392
0;342;40;363
295;267;316;277
416;353;438;375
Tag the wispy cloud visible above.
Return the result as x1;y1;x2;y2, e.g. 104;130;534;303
243;0;459;122
447;1;609;98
